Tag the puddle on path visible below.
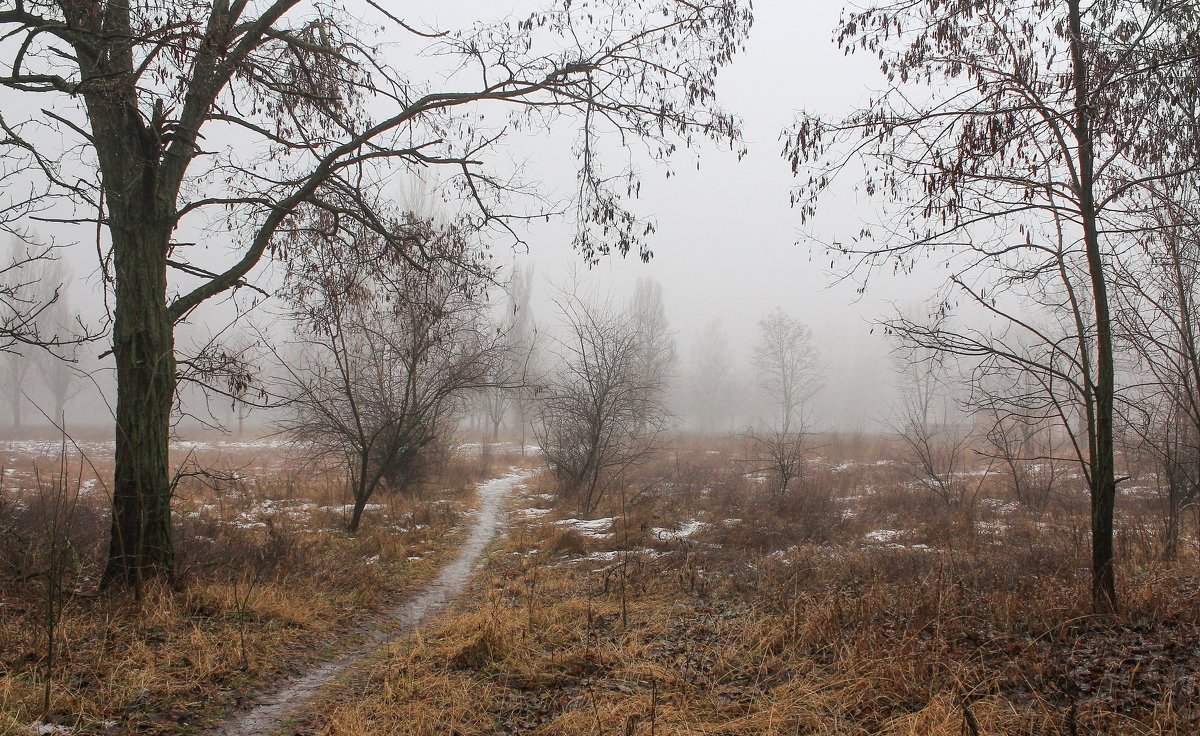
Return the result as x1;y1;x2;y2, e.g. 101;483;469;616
211;469;534;735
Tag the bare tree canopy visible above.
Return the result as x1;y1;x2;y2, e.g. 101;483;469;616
748;308;822;496
0;0;752;589
276;218;500;533
535;284;673;513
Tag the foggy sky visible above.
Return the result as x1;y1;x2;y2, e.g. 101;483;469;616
4;1;932;434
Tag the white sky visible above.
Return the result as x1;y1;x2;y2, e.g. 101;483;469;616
6;1;939;432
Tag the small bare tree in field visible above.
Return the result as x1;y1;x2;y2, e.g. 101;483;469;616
535;284;673;514
890;345;978;509
982;410;1063;514
509;265;542;454
748;309;822;496
0;236;80;429
686;320;737;434
481;264;538;444
276;220;503;533
33;295;81;425
1114;182;1200;561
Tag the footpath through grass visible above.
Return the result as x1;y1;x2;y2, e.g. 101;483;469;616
0;439;528;735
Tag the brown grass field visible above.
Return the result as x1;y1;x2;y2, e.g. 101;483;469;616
2;431;1198;735
0;431;525;735
303;435;1200;736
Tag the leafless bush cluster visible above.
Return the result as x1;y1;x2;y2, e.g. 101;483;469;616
275;219;505;532
535;280;675;513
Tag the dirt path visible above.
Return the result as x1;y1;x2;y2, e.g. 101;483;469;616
211;468;534;736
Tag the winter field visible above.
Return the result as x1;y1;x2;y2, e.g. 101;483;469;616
1;431;1197;735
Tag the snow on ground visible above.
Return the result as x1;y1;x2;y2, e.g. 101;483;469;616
25;722;77;735
863;529;903;544
321;502;385;515
557;517;615;538
650;519;706;540
457;441;541;457
0;437;294;460
1121;485;1158;497
980;498;1022;514
862;528;934;552
974;520;1008;535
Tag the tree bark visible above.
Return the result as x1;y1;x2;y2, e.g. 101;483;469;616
101;220;176;589
75;0;190;591
1069;0;1118;613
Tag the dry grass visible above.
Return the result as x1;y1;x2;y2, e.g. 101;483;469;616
304;432;1200;735
0;433;522;735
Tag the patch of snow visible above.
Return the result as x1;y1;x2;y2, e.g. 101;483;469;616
229;519;267;530
580;550;621;561
651;519;706;540
27;723;72;735
980;498;1021;514
863;529;903;544
1120;485;1156;497
768;545;801;562
320;503;385;514
557;517;615;538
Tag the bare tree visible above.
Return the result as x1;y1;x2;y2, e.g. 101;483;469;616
32;280;81;424
481;264;538;444
628;278;677;415
1113;181;1200;560
686;320;737;434
982;405;1063;514
0;0;752;588
276;221;502;533
507;264;540;454
747;309;822;496
783;0;1200;611
1;339;32;430
890;339;978;509
535;288;673;513
0;236;73;428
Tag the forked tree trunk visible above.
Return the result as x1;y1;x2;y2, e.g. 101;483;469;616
348;454;372;534
101;217;176;590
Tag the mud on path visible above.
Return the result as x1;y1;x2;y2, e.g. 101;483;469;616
210;468;535;736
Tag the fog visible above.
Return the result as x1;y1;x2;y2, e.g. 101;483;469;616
0;0;932;438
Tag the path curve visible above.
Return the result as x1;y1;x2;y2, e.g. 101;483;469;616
211;468;534;736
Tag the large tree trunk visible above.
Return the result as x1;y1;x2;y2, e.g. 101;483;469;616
101;219;176;590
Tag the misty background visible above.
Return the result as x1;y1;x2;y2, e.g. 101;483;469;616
1;1;922;437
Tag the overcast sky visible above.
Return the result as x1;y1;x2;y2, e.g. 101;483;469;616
490;0;908;429
8;1;935;432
